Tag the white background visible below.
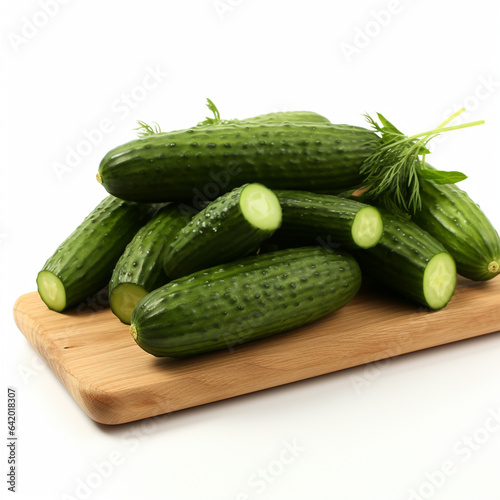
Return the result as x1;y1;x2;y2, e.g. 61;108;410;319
1;1;500;499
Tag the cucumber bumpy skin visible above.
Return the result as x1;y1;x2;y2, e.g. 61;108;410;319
413;176;500;281
275;190;383;249
37;196;154;312
97;122;380;202
109;203;192;324
131;246;362;357
163;183;282;280
354;213;457;310
241;110;331;124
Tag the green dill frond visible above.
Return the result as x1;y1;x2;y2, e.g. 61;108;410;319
197;98;237;127
197;97;224;126
135;120;162;138
205;98;220;122
360;108;484;215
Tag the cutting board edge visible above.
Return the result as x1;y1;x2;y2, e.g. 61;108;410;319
13;288;500;425
13;294;116;423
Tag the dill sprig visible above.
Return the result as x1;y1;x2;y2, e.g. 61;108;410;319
360;108;484;214
203;97;221;124
197;98;236;126
136;98;233;137
196;97;223;126
135;120;162;138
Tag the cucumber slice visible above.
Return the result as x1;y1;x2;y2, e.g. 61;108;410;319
423;252;457;310
36;271;66;312
109;283;149;324
240;183;282;230
351;206;384;249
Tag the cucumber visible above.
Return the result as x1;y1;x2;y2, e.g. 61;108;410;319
131;246;362;357
354;213;457;310
109;204;192;324
37;196;154;312
275;190;383;249
97;122;380;202
163;183;282;280
242;110;330;124
413;177;500;281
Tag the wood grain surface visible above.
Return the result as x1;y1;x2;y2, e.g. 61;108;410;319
13;277;500;425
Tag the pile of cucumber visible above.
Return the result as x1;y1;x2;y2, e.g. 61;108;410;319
36;105;500;357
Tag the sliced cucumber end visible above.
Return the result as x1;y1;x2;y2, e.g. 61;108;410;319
488;260;499;275
37;271;66;312
96;171;102;184
351;206;384;249
110;283;149;324
423;252;457;310
240;183;282;231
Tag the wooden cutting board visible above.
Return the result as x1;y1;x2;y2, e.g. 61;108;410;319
13;277;500;425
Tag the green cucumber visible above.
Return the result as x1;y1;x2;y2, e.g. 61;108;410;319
275;190;383;249
37;196;153;312
109;204;192;324
163;183;282;280
97;122;380;202
413;177;500;281
131;246;362;357
354;213;456;310
242;110;330;124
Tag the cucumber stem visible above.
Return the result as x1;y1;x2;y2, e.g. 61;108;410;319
130;324;138;340
488;261;499;274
